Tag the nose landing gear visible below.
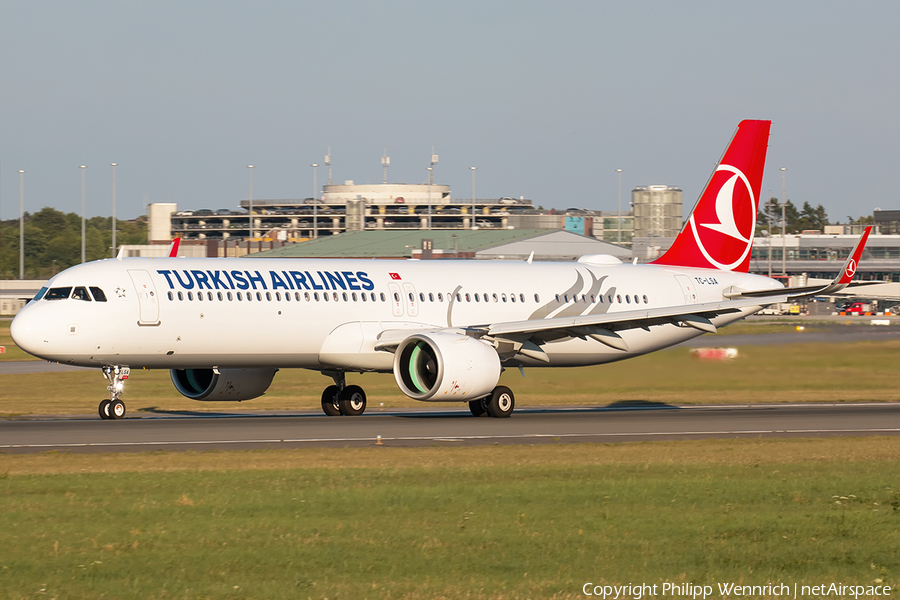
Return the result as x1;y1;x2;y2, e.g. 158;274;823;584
99;366;130;420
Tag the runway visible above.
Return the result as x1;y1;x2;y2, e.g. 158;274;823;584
3;402;900;454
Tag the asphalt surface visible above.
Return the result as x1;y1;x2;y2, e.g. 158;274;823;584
3;403;900;454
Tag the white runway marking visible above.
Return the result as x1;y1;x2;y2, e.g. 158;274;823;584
4;427;900;450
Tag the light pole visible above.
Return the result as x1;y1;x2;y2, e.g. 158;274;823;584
428;152;438;230
80;166;87;263
325;148;332;185
18;170;25;279
470;166;477;229
767;193;772;278
311;163;319;238
247;165;254;240
780;167;787;276
110;163;118;257
426;167;433;230
616;169;623;245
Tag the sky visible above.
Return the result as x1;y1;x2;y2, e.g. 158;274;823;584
2;0;899;222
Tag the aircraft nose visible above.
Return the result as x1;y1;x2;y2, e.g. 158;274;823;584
10;307;44;358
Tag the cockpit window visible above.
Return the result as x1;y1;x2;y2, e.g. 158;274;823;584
72;286;92;301
45;287;72;300
33;287;48;301
89;287;107;302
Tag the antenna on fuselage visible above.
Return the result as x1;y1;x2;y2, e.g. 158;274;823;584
526;251;534;265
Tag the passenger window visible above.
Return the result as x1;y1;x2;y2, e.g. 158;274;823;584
246;292;252;301
227;292;233;301
533;294;539;303
45;287;72;300
380;292;386;302
352;292;357;301
257;292;263;301
187;292;194;301
168;291;174;301
428;293;434;302
419;292;425;302
626;295;631;304
474;294;480;302
501;294;507;303
617;295;622;303
394;293;400;302
217;292;223;301
323;293;329;302
314;293;320;301
178;292;184;301
197;292;204;301
304;292;310;301
510;294;515;303
236;292;242;301
72;287;91;301
342;292;348;302
492;293;498;302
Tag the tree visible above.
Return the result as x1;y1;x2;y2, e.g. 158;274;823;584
0;207;146;279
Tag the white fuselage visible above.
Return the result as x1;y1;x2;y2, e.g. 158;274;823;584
11;256;779;379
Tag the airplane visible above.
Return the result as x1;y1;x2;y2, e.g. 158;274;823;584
10;120;873;420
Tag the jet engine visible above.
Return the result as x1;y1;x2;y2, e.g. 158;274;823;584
393;333;501;401
170;368;277;402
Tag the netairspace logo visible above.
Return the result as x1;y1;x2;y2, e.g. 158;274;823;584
582;582;893;599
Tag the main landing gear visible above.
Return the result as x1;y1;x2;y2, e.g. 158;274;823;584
468;386;515;418
320;371;367;417
99;366;130;420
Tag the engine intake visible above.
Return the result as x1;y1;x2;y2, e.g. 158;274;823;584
393;333;500;401
170;368;277;402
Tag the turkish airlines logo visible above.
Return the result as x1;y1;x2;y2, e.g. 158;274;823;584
689;164;756;270
389;273;402;280
845;259;857;280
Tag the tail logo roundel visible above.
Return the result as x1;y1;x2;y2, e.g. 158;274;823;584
689;164;756;271
845;259;857;280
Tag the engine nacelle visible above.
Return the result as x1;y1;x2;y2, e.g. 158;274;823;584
170;368;277;402
393;333;501;402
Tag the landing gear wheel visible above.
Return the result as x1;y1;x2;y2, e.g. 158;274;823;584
99;400;112;420
468;398;487;417
485;386;515;418
321;385;341;416
338;385;367;416
108;399;126;420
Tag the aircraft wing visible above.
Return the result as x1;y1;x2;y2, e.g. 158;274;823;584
373;295;780;358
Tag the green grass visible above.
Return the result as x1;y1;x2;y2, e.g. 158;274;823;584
1;439;899;599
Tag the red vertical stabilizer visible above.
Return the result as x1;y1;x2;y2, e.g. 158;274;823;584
653;120;771;272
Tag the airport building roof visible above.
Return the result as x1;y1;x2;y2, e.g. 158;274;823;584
247;229;630;261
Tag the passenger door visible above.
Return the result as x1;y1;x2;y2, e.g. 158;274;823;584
128;269;161;325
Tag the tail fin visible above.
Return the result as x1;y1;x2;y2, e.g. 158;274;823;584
654;120;771;272
168;237;181;258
